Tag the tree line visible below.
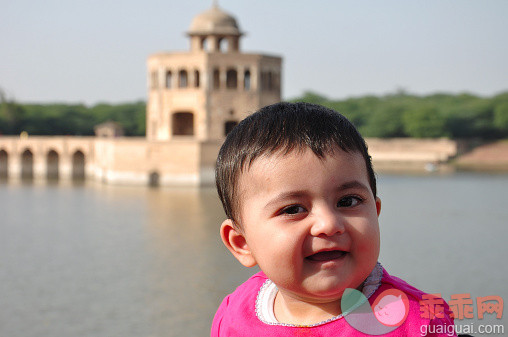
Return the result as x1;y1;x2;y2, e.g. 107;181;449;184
0;91;145;136
292;90;508;139
1;89;508;138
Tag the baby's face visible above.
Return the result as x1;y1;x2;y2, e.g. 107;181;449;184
236;148;381;303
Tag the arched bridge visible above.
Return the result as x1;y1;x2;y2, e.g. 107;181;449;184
0;136;95;182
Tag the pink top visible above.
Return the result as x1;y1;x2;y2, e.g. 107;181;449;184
211;268;456;336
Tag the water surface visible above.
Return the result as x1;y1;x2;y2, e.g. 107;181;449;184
1;172;506;336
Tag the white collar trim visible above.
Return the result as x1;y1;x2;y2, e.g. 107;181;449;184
255;262;384;327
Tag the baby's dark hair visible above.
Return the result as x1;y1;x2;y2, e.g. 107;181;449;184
215;102;376;225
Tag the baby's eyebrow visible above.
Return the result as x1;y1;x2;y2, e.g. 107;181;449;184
263;191;307;210
338;180;370;192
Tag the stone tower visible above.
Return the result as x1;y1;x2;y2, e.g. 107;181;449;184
146;4;282;141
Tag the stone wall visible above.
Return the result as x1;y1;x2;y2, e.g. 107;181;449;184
366;138;458;171
0;136;460;186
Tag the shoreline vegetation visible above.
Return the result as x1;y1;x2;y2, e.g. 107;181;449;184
1;90;508;172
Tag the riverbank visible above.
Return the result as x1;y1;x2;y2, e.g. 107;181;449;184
452;140;508;172
366;138;457;173
367;138;508;174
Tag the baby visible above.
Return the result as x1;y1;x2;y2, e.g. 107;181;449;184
212;102;456;336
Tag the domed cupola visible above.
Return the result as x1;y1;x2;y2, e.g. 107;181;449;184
187;3;243;53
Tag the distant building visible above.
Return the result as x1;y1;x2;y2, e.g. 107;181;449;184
146;3;282;141
0;4;283;186
94;121;125;138
0;5;460;185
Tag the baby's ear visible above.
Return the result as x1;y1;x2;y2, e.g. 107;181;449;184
375;197;382;217
220;219;257;268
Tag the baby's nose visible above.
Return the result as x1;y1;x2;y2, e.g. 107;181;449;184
309;207;345;237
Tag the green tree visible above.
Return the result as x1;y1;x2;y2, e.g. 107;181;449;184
494;102;508;134
403;106;447;138
360;104;405;138
290;89;508;139
0;89;27;134
291;91;329;105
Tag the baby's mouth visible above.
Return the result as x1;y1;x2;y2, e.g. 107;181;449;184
306;250;347;262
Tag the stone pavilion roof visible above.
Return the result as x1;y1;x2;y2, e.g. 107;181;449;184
188;4;242;36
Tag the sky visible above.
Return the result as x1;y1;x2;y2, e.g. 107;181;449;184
1;0;507;105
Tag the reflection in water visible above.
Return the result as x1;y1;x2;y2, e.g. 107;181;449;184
142;187;242;336
0;173;507;337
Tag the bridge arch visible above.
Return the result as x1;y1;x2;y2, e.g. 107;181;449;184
72;150;86;180
46;149;59;180
0;149;8;179
21;149;34;180
149;171;160;187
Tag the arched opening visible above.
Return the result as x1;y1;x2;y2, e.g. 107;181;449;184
21;149;34;181
213;68;220;89
244;70;251;90
0;150;8;180
149;171;160;187
46;150;59;181
72;150;85;181
178;70;188;88
172;112;194;136
226;69;238;89
165;70;172;88
224;121;238;136
219;38;228;53
201;37;209;51
194;69;200;88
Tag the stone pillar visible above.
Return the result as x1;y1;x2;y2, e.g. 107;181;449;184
208;36;219;52
189;70;195;89
33;153;46;182
252;65;259;92
190;36;202;52
238;66;245;91
158;66;164;89
220;66;226;89
227;36;239;52
9;152;21;181
59;156;73;182
85;159;94;180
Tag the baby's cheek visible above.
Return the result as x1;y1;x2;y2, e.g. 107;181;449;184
355;231;379;253
360;224;380;251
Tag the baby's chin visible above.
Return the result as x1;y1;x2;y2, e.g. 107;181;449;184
268;257;380;302
283;281;357;303
278;287;345;305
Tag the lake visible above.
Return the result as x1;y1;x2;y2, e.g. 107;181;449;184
1;172;507;337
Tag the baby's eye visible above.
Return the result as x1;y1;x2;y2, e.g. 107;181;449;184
337;196;363;208
281;205;306;215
